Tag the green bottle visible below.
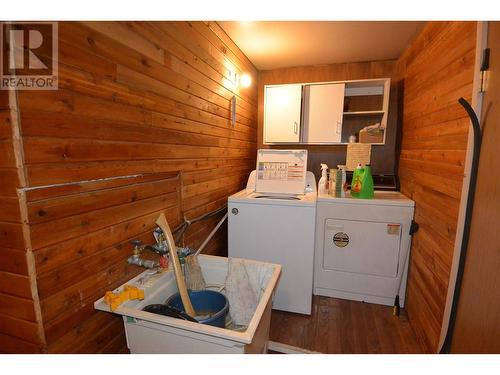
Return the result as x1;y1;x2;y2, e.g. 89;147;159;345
350;163;374;199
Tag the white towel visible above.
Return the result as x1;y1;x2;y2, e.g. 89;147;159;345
225;258;260;326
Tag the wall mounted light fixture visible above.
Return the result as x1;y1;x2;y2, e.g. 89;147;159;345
229;72;252;127
228;68;252;89
240;73;252;88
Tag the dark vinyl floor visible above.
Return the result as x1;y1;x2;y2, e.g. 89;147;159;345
269;295;425;354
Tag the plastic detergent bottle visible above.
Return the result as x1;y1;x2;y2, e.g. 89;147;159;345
336;165;347;198
350;163;374;199
328;168;337;196
319;163;328;195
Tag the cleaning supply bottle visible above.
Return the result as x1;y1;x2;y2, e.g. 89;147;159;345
350;163;374;199
328;168;337;196
333;168;341;197
336;165;347;198
319;164;328;195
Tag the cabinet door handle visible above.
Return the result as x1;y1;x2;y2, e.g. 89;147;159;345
294;121;298;134
336;121;341;134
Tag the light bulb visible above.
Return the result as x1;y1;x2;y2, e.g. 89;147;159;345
240;73;252;88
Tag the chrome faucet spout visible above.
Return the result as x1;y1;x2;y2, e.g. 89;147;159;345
128;239;160;269
127;255;158;269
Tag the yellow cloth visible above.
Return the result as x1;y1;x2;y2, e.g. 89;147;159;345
104;285;144;311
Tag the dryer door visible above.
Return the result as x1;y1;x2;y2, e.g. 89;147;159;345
323;218;402;277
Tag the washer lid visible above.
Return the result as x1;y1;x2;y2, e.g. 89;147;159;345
229;188;317;207
255;149;308;195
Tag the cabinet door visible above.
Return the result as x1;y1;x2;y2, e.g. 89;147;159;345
303;83;345;143
264;84;302;143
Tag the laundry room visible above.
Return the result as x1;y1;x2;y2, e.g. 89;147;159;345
1;1;499;364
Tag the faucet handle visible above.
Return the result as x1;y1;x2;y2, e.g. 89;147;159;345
131;239;143;247
130;239;144;256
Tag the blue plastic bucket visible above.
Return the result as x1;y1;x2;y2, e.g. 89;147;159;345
166;290;229;328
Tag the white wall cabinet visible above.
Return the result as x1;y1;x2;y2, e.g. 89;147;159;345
263;78;391;145
302;83;345;143
263;84;303;143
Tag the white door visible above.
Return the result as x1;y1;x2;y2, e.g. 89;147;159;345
303;83;345;143
263;84;302;143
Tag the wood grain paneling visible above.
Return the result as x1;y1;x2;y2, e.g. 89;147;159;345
258;60;398;180
0;313;41;344
395;21;477;352
0;293;37;321
451;22;500;353
0;110;13;139
0;197;21;222
28;173;183;350
0;89;43;351
0;247;29;275
0;221;25;249
0;271;32;299
1;21;257;353
0;168;21;197
0;333;43;354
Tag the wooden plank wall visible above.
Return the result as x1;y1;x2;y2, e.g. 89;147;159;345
18;22;256;184
451;22;500;353
258;60;398;180
1;21;258;353
0;89;45;353
18;21;257;210
25;172;182;353
395;22;477;352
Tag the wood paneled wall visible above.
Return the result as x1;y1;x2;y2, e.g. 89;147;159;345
451;22;500;353
0;90;44;353
26;173;182;353
0;21;258;353
395;22;477;352
258;60;398;180
19;21;257;189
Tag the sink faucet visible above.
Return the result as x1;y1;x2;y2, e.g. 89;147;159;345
127;239;159;269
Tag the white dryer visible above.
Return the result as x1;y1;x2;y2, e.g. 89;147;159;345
228;150;316;315
314;191;415;307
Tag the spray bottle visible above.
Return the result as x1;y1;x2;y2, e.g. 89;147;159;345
319;164;329;195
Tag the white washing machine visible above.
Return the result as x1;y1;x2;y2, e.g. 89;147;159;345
228;149;316;315
314;191;415;307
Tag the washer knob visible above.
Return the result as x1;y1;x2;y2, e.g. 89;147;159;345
231;208;239;215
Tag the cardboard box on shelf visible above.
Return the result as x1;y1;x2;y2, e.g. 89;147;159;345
359;129;384;143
